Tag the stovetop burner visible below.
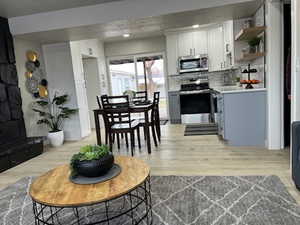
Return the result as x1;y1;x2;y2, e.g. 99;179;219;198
180;82;210;92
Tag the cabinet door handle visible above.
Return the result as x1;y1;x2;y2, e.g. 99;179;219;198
190;49;192;55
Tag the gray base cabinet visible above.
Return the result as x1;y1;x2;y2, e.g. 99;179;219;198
168;91;181;124
217;90;266;147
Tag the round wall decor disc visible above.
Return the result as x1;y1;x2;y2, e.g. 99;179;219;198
34;60;40;68
26;51;37;62
25;77;39;94
25;71;32;78
38;85;48;98
26;61;36;72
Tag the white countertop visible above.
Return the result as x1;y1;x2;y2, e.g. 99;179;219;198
168;86;266;94
213;86;266;94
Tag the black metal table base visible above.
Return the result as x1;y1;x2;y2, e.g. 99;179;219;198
32;176;152;225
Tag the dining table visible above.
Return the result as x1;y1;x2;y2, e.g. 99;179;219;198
93;103;153;154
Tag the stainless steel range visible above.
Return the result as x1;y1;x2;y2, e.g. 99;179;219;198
179;79;215;124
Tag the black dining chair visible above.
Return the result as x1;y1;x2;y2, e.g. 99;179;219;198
139;91;161;146
101;95;141;156
132;91;148;103
96;95;111;145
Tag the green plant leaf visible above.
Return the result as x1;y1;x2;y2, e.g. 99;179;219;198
35;100;49;107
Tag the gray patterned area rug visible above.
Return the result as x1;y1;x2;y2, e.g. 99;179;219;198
1;175;300;225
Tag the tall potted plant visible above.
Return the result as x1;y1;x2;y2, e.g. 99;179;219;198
33;93;77;147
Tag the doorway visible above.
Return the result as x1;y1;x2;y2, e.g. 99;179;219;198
283;3;291;147
82;56;100;129
108;53;168;119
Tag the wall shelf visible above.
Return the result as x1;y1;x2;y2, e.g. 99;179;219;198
236;52;265;62
235;26;266;41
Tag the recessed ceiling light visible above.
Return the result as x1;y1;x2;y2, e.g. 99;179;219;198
123;34;130;38
192;24;200;29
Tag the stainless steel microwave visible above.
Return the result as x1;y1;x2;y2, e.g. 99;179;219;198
178;55;208;74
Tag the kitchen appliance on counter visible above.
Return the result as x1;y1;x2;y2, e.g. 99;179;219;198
178;54;208;74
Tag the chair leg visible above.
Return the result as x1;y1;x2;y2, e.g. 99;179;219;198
151;124;158;147
137;127;141;149
117;133;120;149
156;109;161;142
143;126;146;140
125;133;129;148
155;121;161;142
130;131;135;156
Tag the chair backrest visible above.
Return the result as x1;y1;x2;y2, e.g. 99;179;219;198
96;95;102;109
101;95;133;128
151;92;160;121
153;92;160;106
101;95;129;109
133;91;148;102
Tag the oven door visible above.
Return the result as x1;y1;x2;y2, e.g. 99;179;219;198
180;92;211;124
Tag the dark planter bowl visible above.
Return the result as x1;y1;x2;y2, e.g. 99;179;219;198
73;153;114;177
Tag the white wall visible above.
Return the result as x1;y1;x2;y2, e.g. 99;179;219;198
104;36;166;57
14;38;48;137
265;0;284;149
70;39;108;131
42;42;82;140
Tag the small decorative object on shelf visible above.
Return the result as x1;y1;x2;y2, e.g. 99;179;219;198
244;19;253;29
32;92;78;147
248;37;261;53
240;64;260;89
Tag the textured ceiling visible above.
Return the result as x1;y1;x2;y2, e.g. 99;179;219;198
0;0;124;18
15;0;262;44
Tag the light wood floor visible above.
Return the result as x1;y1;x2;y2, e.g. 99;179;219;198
0;125;299;203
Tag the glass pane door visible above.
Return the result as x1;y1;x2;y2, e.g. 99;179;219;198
108;54;168;119
136;55;167;119
108;58;137;96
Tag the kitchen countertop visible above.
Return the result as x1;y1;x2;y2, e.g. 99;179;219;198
169;86;266;94
213;86;266;94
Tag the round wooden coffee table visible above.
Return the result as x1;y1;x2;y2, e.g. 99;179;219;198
30;156;152;225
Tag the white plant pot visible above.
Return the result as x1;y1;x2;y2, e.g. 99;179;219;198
47;130;64;147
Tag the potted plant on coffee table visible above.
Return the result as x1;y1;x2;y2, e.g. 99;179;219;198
70;144;114;178
32;93;77;147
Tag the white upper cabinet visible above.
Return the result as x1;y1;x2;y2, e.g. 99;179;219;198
193;30;208;55
222;20;234;68
166;34;179;75
165;20;234;74
207;26;224;71
177;30;208;57
178;32;194;57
